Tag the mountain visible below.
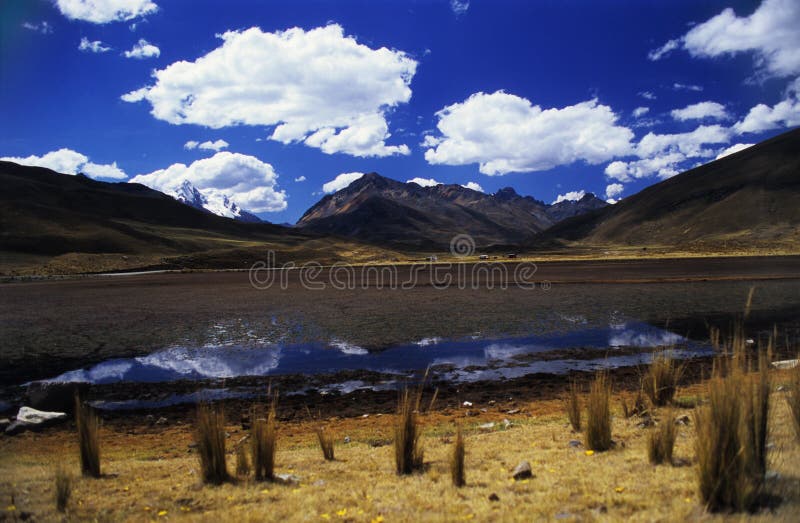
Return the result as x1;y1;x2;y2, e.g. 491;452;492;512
0;161;395;274
170;180;262;223
296;173;606;249
537;127;800;251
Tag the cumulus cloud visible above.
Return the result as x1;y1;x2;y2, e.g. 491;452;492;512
733;78;800;133
1;148;127;180
185;139;229;152
715;143;755;160
130;152;287;212
423;91;634;175
124;38;159;59
122;25;417;158
671;101;730;121
78;37;111;53
605;124;732;182
407;177;442;187
632;107;650;118
639;91;656;100
294;175;306;182
322;172;365;194
605;183;624;200
462;181;484;192
552;190;586;204
22;21;53;34
450;1;470;15
650;0;800;79
55;0;158;24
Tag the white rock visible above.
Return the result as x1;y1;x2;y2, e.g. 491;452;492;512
771;359;799;370
462;401;473;407
5;406;68;435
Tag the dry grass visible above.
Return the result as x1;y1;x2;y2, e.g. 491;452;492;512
252;398;278;481
236;443;251;478
585;372;612;452
647;411;676;465
786;360;800;442
54;466;71;512
643;352;683;407
74;396;100;478
565;379;581;432
316;426;335;461
451;426;465;487
394;387;424;475
196;403;228;485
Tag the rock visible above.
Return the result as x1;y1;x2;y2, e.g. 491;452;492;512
675;415;690;426
478;422;495;431
771;359;798;370
776;385;787;392
637;416;655;429
507;409;520;415
502;418;511;429
464;410;477;417
568;440;583;448
5;406;68;435
343;436;351;444
765;470;780;481
745;338;755;345
25;381;89;414
462;401;473;407
488;493;500;502
361;414;369;418
274;473;301;485
155;417;168;425
512;460;533;480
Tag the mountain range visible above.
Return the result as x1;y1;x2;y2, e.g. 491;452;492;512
296;173;606;248
170;180;262;223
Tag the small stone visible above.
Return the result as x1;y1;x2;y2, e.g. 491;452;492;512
155;417;168;425
776;385;787;392
274;473;301;485
488;493;500;502
361;414;369;418
478;422;495;430
506;409;520;415
464;410;476;417
5;406;68;435
462;401;473;407
512;460;533;480
765;470;780;481
488;400;496;406
568;440;582;448
674;415;690;426
343;436;351;444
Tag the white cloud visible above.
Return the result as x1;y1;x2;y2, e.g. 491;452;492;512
78;37;111;53
130;152;287;212
673;83;703;92
650;0;800;78
647;38;680;61
184;139;229;152
670;101;730;121
407;177;442;187
55;0;158;24
733;78;800;133
639;91;656;100
124;38;159;59
1;148;127;180
632;107;650;118
294;175;306;182
552;190;586;204
605;183;624;199
122;25;417;158
715;143;755;160
22;21;53;34
450;0;470;15
322;172;364;194
462;181;484;192
423;91;634;175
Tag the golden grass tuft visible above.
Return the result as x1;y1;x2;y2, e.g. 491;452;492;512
236;443;250;478
74;395;100;478
54;466;71;513
316;426;335;461
394;387;424;475
788;361;800;442
451;425;465;487
585;371;612;452
643;352;683;407
252;396;278;481
196;403;228;485
647;411;676;465
565;379;581;432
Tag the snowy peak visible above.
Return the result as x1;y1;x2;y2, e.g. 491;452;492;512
169;180;261;223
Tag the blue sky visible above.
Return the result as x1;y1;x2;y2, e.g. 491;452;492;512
1;0;799;223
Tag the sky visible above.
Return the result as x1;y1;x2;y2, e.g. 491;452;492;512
1;0;799;224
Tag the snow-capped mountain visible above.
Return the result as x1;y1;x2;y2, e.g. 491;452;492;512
169;180;262;223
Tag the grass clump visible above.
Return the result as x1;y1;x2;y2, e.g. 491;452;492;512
54;466;71;512
252;396;278;481
316;426;335;461
643;352;682;407
235;443;250;478
585;371;612;452
451;425;465;487
394;387;424;475
647;411;676;465
196;403;228;485
695;347;771;512
565;379;581;432
75;395;100;478
787;359;800;442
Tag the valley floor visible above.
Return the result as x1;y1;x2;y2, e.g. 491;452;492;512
1;378;799;522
